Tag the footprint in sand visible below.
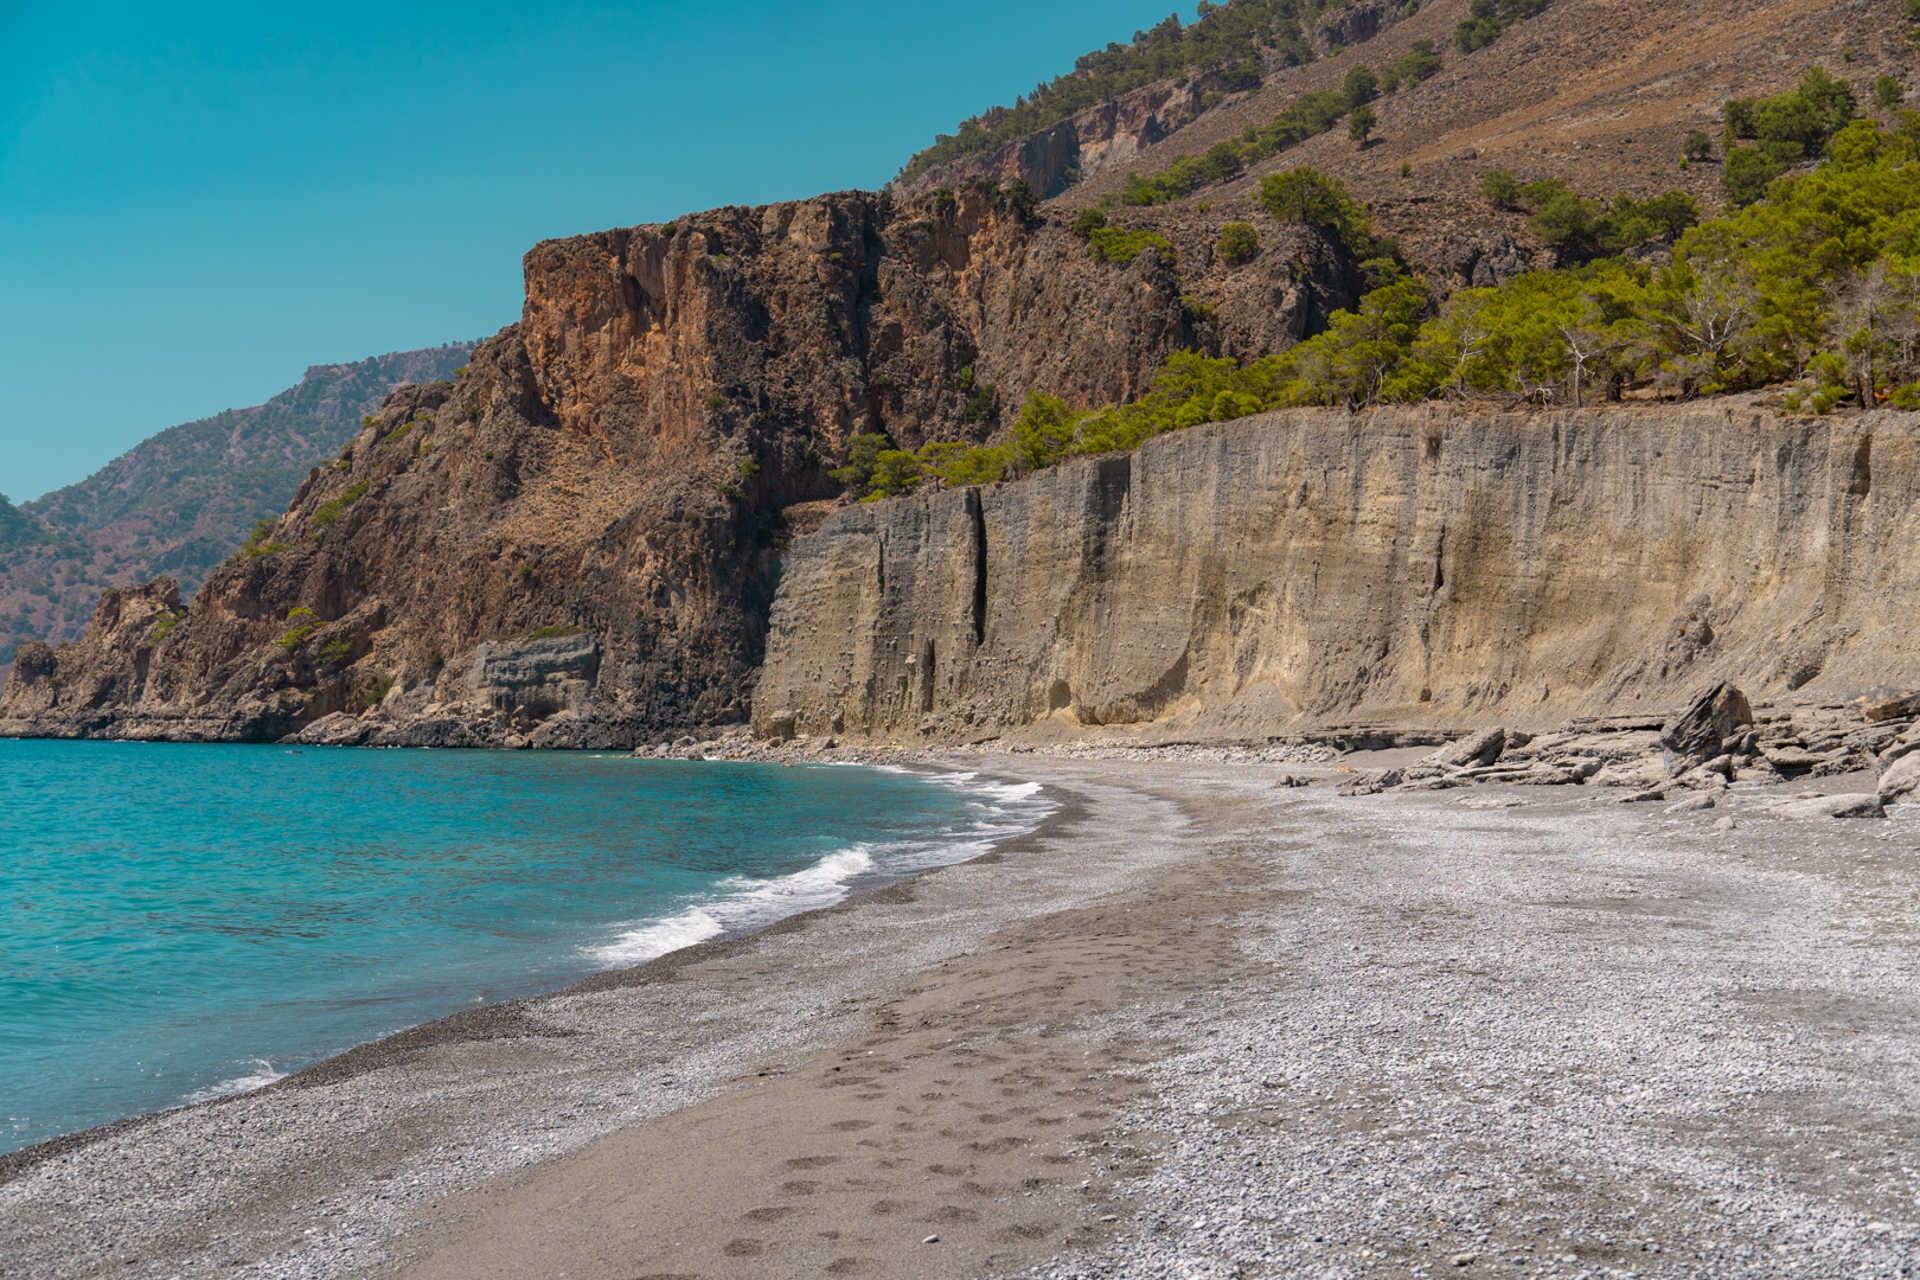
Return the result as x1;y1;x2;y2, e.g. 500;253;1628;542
966;1135;1025;1155
927;1205;980;1224
867;1199;912;1216
743;1206;799;1223
828;1118;875;1131
824;1258;871;1275
722;1239;764;1257
785;1155;841;1170
781;1180;820;1195
999;1221;1056;1241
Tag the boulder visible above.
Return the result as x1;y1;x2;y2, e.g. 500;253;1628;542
1774;793;1885;820
1861;691;1920;723
1879;753;1920;805
1439;727;1509;769
1339;768;1404;796
1661;682;1754;770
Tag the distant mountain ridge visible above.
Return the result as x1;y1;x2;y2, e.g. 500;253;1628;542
0;344;472;672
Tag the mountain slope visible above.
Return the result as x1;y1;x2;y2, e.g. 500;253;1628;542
0;345;471;672
4;0;1918;746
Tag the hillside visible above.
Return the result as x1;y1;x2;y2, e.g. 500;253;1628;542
4;0;1919;747
0;346;471;673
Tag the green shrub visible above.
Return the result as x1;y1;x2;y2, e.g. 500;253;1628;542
1874;74;1903;109
1259;169;1370;241
1683;130;1714;162
1455;0;1550;54
1390;40;1444;89
1216;221;1261;266
1722;146;1785;206
932;187;957;217
1480;168;1522;209
1085;226;1176;266
318;638;353;666
706;393;731;412
1343;66;1379;108
1119;89;1349;205
1349;104;1377;143
1072;207;1108;239
348;677;394;712
277;607;321;652
310;481;370;527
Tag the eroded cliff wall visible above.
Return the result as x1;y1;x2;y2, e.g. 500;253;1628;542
755;406;1920;742
0;186;1350;747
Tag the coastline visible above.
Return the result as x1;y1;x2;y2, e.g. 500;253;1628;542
4;750;1917;1279
0;755;1064;1174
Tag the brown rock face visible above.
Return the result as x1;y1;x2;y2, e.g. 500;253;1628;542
0;188;1352;746
754;407;1920;743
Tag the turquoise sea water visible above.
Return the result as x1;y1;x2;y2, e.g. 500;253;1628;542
0;739;1046;1155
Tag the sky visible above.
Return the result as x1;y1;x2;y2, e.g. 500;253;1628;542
0;0;1191;502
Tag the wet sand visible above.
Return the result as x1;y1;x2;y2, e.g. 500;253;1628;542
3;754;1917;1279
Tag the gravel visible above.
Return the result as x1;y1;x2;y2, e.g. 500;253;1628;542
1016;775;1920;1280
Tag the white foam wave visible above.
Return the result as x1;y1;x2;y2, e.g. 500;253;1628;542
591;906;726;965
587;769;1053;968
186;1058;287;1104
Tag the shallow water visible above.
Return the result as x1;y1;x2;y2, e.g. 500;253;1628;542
0;739;1046;1154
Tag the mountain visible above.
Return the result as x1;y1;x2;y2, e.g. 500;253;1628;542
5;0;1918;746
0;346;471;674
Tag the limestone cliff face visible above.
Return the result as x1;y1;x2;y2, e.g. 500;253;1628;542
754;407;1920;742
0;187;1344;746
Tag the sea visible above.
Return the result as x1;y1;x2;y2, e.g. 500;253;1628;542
0;738;1048;1155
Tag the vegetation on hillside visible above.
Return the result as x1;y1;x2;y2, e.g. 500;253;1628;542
0;496;49;553
1720;67;1859;206
837;114;1920;499
1112;10;1546;207
897;0;1339;185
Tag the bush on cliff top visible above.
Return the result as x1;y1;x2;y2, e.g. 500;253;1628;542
845;122;1920;504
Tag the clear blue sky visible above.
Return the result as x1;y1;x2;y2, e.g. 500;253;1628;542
1;0;1189;502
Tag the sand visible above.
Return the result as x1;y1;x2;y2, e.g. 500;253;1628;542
2;754;1917;1279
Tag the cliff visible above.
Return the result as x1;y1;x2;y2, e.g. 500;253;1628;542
754;406;1920;742
0;189;1354;746
0;346;471;676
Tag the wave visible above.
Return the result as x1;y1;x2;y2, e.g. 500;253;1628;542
588;769;1051;968
185;1057;287;1103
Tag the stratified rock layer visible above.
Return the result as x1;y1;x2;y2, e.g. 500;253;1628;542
755;406;1920;742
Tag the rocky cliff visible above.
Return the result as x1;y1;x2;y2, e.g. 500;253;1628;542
0;189;1355;746
754;406;1920;743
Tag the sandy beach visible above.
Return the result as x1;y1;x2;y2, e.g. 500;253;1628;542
3;752;1917;1279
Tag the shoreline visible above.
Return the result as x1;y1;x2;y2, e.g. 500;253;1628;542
0;755;1062;1178
4;749;1917;1279
0;752;1202;1279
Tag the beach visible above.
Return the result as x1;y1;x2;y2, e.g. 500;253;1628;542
3;752;1917;1278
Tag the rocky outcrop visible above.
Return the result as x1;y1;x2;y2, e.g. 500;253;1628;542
0;188;1354;746
755;406;1920;743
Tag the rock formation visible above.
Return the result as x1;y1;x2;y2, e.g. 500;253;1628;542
0;189;1355;745
755;406;1920;743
